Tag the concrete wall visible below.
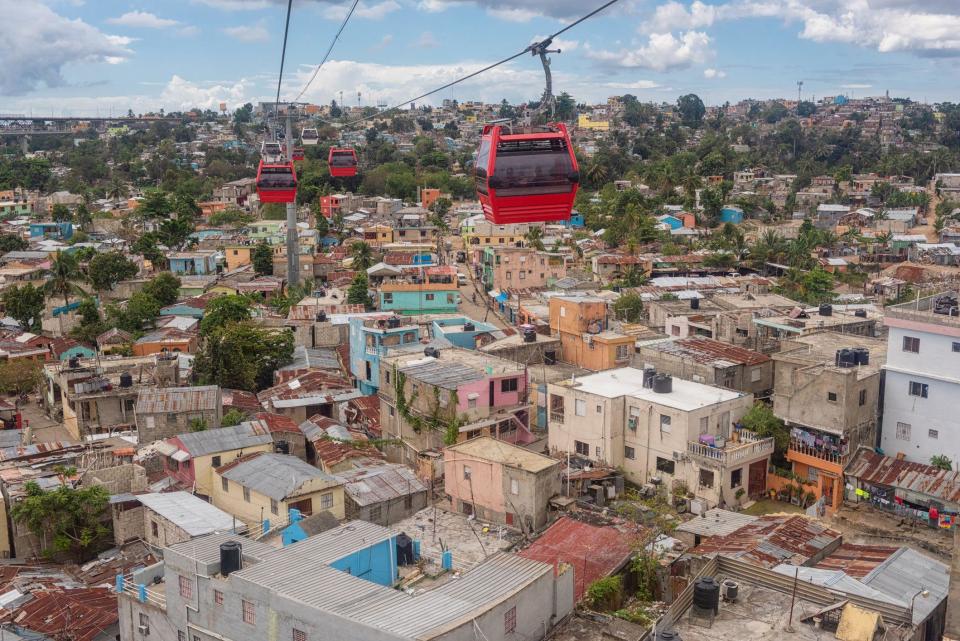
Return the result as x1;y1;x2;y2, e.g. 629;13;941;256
345;492;428;527
112;504;145;545
636;349;774;397
83;464;147;495
137;405;222;443
211;472;346;530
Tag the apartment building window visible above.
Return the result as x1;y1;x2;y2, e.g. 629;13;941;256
730;468;742;488
624;446;636;460
504;606;517;633
166;413;178;424
151;522;158;538
519;270;526;280
506;271;512;280
242;599;256;625
140;614;149;627
221;477;229;492
827;392;837;402
178;575;192;599
699;416;709;434
270;499;279;515
859;389;867;406
656;457;675;475
385;370;391;384
212;455;221;468
908;381;929;398
320;492;334;510
575;399;586;416
699;469;714;488
511;479;520;495
243;487;251;502
383;293;393;304
902;336;920;353
929;429;939;440
293;630;307;641
214;590;223;606
574;440;590;456
953;342;960;353
660;414;672;433
616;344;630;360
424;293;435;301
501;378;518;392
178;632;186;641
896;422;911;440
463;465;472;480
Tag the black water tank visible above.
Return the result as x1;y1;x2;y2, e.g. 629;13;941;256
523;328;537;343
220;541;242;576
657;631;683;641
852;347;869;366
387;317;401;329
835;349;856;368
424;347;440;358
275;440;290;455
396;532;414;565
854;309;867;318
316;311;327;322
643;367;657;389
653;374;673;394
690;297;700;310
463;322;476;332
693;577;720;613
819;304;833;317
119;372;133;388
68;357;80;369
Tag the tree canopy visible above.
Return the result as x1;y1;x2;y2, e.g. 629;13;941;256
11;480;110;562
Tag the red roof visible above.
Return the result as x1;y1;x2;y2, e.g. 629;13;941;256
10;588;118;641
845;447;960;503
814;544;900;578
517;516;642;601
690;515;841;567
657;337;770;367
252;411;300;434
221;388;262;413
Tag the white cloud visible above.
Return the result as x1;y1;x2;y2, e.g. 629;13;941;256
160;75;255;111
178;25;201;37
603;80;661;89
0;0;133;95
322;0;400;20
415;0;601;19
192;0;272;8
841;83;873;89
415;31;439;48
703;67;726;79
223;21;269;42
370;34;393;50
645;0;717;32
486;7;539;22
107;11;179;29
586;31;712;71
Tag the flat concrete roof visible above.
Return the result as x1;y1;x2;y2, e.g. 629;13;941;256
556;367;744;411
446;437;558;473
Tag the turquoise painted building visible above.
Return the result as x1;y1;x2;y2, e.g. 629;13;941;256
657;214;683;230
349;316;421;395
30;222;73;240
720;206;744;224
432;317;498;349
379;286;460;315
58;344;97;361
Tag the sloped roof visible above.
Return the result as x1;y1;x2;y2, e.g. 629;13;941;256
10;588;118;641
846;447;960;504
136;385;220;414
335;464;427;506
173;421;271;457
446;437;559;473
690;515;842;567
649;336;769;367
219;452;337;501
136;491;239;536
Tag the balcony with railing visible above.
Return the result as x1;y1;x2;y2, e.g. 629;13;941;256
687;430;775;467
787;439;848;469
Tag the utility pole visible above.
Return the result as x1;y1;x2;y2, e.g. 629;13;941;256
285;107;300;287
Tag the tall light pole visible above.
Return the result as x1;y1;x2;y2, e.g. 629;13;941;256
285;106;299;287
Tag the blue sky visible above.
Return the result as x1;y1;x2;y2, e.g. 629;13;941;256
2;0;959;116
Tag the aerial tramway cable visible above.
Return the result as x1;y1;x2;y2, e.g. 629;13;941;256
291;0;361;103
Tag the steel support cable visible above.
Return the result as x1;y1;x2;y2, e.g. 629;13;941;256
325;0;622;132
291;0;361;103
273;0;295;132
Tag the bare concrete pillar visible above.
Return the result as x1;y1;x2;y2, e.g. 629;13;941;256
946;525;960;640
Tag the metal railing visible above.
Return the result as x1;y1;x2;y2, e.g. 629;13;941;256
788;440;847;466
549;411;564;424
687;435;775;466
117;574;166;610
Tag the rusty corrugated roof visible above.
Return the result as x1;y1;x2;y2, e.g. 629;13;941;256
690;515;842;568
814;544;900;578
136;385;220;414
651;336;770;367
846;447;960;503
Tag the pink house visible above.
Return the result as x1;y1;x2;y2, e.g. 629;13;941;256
444;436;561;530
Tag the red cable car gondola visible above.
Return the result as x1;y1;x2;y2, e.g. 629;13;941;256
328;147;358;177
475;123;579;224
255;160;298;204
292;147;305;161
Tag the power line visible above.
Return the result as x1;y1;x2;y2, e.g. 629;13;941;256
291;0;361;103
329;0;623;131
273;0;295;129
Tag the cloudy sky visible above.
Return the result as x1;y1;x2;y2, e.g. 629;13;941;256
1;0;959;115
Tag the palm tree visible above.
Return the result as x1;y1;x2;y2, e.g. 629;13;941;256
44;251;88;308
586;162;609;187
525;226;545;251
107;178;127;207
350;241;374;271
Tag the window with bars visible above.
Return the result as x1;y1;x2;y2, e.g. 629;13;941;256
908;381;929;398
214;590;223;606
896;422;911;440
243;487;251;502
902;336;920;353
178;575;192;599
320;493;334;509
242;599;255;625
504;606;517;633
271;499;279;515
574;440;589;456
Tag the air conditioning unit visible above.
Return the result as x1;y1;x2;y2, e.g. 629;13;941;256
627;417;638;430
672;451;685;462
138;625;150;636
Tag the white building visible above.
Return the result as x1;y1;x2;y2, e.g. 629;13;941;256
547;367;770;508
880;293;960;465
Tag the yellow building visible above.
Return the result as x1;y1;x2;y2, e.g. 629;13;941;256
212;452;345;530
578;113;610;131
224;245;253;271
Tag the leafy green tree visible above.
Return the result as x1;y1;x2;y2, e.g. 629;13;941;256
316;213;329;237
0;359;43;396
88;252;138;291
2;284;45;331
136;189;170;219
158;216;195;249
613;292;644;323
142;272;181;307
739;402;789;458
525;226;545;251
347;271;372;309
132;232;167;269
194;323;295;391
796;101;817;117
43;251;87;307
0;234;28;253
11;481;110;562
74;203;93;231
209;208;254;228
51;204;72;223
221;408;247;427
430;197;452;217
930;455;952;471
700;187;723;227
70;298;107;345
108;291;162;332
200;295;252;337
677;94;706;128
350;241;374;271
252;242;274;277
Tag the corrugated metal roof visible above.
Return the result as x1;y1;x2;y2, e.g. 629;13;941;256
860;547;950;624
136;491;241;536
173;421;272;457
167;532;274;565
136;385;220;414
220;453;336;501
649;337;770;367
814;544;899;578
846;447;960;504
399;358;483;390
335;464;427;506
771;566;901;604
676;509;758;537
691;515;842;567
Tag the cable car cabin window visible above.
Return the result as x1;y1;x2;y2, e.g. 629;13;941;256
491;138;574;196
330;152;356;167
475;139;492;194
258;166;296;188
